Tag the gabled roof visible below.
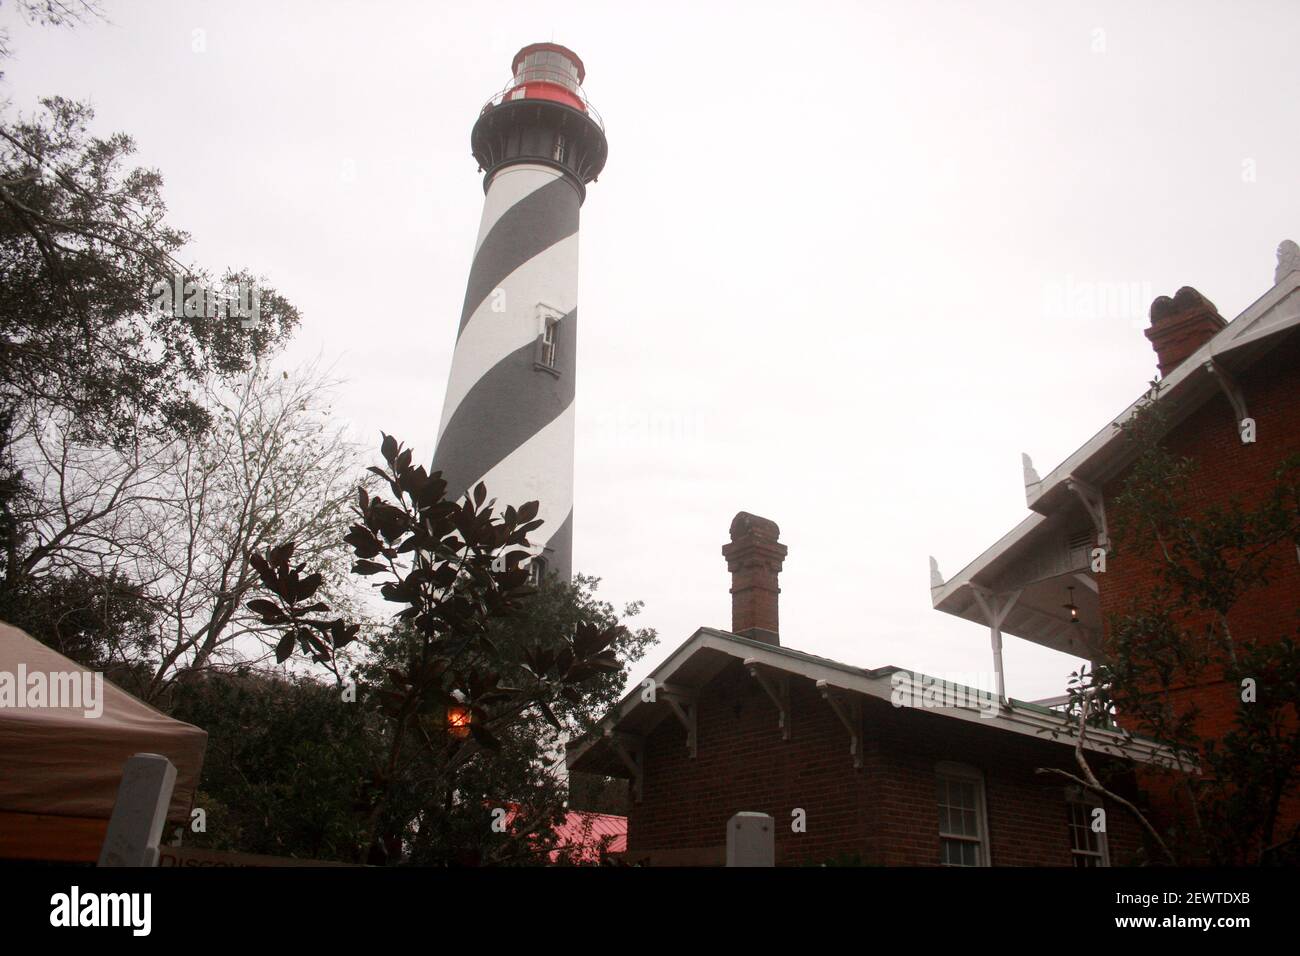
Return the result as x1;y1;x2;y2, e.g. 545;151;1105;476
1024;265;1299;515
931;249;1300;651
566;627;1174;779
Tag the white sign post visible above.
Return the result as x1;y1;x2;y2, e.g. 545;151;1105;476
726;811;775;867
98;753;177;867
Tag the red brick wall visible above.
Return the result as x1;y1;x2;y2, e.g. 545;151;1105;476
625;660;1146;866
867;702;1144;866
629;662;868;864
1097;329;1300;835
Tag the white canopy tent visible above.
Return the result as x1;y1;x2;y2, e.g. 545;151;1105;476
0;621;207;861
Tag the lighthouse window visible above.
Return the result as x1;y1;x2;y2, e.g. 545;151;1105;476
553;135;567;164
528;556;547;587
541;317;559;368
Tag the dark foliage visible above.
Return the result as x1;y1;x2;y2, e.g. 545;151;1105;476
246;434;635;863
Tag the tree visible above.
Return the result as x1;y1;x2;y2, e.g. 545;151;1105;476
159;573;651;865
247;434;632;864
0;1;103;63
483;571;656;735
357;573;653;864
1041;382;1300;865
0;95;300;444
7;363;368;703
1;23;314;683
166;667;376;862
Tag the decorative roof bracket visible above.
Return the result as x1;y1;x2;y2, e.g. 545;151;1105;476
1066;476;1109;551
1202;358;1253;444
745;660;791;740
1073;572;1099;594
817;681;863;769
603;728;644;803
659;683;698;758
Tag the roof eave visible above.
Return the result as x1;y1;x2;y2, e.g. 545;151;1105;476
567;630;1177;775
930;268;1300;649
1028;270;1300;512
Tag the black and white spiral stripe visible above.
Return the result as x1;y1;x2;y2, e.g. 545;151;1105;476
433;164;582;580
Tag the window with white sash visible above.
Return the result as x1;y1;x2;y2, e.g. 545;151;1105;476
1066;789;1109;867
535;305;563;373
936;761;990;866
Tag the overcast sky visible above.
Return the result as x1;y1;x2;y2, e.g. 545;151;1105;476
4;0;1297;700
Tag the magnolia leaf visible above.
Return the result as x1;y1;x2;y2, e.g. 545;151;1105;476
246;599;286;623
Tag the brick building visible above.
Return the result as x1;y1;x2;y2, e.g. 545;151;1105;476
931;240;1300;852
567;513;1166;866
569;241;1298;866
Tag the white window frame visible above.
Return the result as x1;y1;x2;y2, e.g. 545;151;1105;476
528;555;547;587
541;317;558;367
936;761;991;867
535;304;564;374
1065;787;1110;867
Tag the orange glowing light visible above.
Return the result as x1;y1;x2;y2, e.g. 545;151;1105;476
447;705;472;738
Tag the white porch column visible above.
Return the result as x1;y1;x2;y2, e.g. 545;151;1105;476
971;587;1022;703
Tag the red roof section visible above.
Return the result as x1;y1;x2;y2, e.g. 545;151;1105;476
500;805;626;864
551;810;626;862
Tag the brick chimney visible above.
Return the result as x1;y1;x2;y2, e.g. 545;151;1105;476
721;512;787;646
1144;286;1226;377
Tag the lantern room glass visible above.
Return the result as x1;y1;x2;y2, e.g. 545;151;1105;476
514;50;580;93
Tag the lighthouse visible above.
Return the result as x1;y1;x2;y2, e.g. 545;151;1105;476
432;44;607;583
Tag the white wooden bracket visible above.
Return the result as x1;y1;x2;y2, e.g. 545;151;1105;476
817;681;863;769
971;586;1022;704
1202;359;1252;443
1066;477;1109;551
745;660;791;740
604;728;644;803
659;683;698;758
1073;572;1099;595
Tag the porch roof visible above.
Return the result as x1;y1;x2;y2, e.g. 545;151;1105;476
930;251;1300;655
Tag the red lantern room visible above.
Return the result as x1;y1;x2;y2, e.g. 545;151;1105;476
472;42;608;198
506;43;588;113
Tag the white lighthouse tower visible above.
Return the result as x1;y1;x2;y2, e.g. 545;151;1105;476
432;43;607;583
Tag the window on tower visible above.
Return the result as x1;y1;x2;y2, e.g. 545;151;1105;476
534;305;563;376
540;316;558;369
528;556;547;587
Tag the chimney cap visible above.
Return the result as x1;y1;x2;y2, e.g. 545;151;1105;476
723;512;785;646
729;511;780;542
1149;286;1217;324
1144;285;1226;377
